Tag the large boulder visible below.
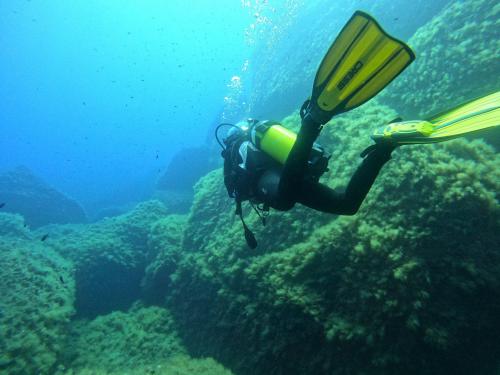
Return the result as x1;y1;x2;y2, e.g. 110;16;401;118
380;0;500;118
157;145;218;192
0;213;75;374
48;200;169;318
0;166;87;228
242;0;450;120
166;102;500;375
141;214;188;304
156;146;218;213
64;305;233;375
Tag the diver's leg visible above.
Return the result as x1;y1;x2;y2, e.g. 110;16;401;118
278;116;323;200
255;168;289;210
296;144;395;215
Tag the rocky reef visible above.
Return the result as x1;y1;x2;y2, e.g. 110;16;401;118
0;166;87;228
0;213;75;375
1;0;499;374
0;204;231;374
166;103;500;375
1;102;498;373
47;200;172;318
141;214;188;304
242;0;451;120
382;0;500;118
64;305;231;374
155;146;219;213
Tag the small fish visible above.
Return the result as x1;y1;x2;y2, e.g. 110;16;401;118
59;275;65;284
0;202;5;209
394;17;399;21
41;234;49;242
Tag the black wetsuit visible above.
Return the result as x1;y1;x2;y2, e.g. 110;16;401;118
254;115;394;215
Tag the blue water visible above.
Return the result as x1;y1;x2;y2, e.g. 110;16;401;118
0;0;256;210
0;0;453;214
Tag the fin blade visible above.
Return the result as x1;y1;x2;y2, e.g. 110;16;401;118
310;11;415;123
430;91;500;124
372;91;500;145
428;91;500;140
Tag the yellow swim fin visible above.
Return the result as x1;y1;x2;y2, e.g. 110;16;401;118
307;10;415;124
372;91;500;145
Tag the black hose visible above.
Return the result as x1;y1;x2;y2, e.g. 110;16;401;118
215;123;238;150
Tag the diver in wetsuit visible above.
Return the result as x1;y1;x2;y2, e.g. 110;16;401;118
262;112;395;215
219;107;394;248
217;11;499;248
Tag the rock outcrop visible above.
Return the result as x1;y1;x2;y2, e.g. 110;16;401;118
166;103;500;375
0;166;87;228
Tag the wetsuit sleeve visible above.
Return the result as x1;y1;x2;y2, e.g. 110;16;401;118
295;145;393;215
265;111;394;214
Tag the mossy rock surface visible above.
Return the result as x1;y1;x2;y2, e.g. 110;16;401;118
168;102;500;375
47;200;170;317
381;0;500;118
142;214;188;304
0;225;75;375
0;212;30;238
63;305;233;375
61;355;233;375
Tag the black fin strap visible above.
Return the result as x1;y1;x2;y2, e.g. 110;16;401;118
360;144;378;158
300;99;311;119
235;200;258;249
360;142;398;159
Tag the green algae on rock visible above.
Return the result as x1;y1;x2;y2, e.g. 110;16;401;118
0;212;31;238
65;305;185;371
0;166;87;228
0;221;75;375
142;214;188;304
47;200;170;318
167;102;500;375
63;305;233;375
381;0;500;118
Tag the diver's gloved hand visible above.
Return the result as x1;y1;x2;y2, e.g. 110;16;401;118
360;141;398;159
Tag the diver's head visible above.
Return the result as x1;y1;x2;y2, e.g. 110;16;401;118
223;119;256;146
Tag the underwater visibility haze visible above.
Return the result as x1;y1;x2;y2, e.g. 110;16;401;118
0;0;253;213
0;0;499;374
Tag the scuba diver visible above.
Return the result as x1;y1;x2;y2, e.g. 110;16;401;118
216;11;500;249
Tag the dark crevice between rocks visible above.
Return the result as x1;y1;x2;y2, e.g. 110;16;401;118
74;259;145;319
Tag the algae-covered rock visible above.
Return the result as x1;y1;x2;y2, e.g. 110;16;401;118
66;305;184;371
156;355;234;375
381;0;500;117
0;232;75;375
0;166;87;228
243;0;450;120
63;305;233;375
157;145;218;192
142;214;188;304
0;212;30;238
48;200;170;318
168;102;500;375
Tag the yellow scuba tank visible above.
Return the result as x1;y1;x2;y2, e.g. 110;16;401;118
250;120;330;181
250;121;297;164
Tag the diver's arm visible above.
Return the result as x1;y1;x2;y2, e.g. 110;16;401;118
295;145;394;215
